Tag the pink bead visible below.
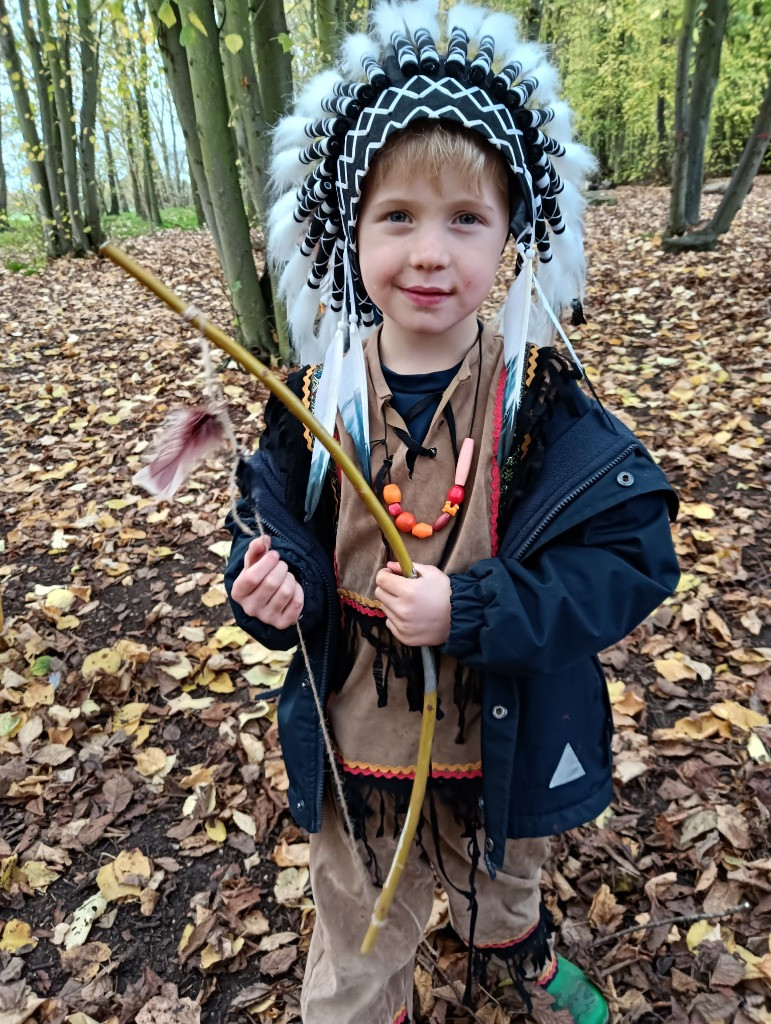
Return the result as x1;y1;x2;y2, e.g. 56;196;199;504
388;502;402;516
447;485;465;505
432;512;451;531
454;438;475;486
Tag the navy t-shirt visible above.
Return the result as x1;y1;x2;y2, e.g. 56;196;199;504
381;361;462;445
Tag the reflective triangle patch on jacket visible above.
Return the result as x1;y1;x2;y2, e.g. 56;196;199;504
549;743;587;788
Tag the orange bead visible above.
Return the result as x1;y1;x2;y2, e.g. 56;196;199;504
395;511;416;532
383;484;402;505
412;522;433;539
442;501;460;517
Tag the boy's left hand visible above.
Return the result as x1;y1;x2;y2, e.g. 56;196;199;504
375;562;451;647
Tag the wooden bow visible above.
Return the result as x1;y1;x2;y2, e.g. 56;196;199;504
100;243;437;954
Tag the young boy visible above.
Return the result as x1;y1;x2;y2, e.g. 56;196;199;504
225;5;679;1023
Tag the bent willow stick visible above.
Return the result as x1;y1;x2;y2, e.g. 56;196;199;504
99;243;437;954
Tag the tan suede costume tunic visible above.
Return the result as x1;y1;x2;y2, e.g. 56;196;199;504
329;324;505;781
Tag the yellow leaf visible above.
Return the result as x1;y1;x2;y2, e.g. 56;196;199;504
159;654;194;680
208;673;234;693
20;860;60;891
0;711;25;738
205;819;227;842
212;625;250;648
686;920;721;951
681;502;715;521
607;680;625;703
232;809;257;837
711;701;768;732
654;657;696;682
0;918;38;953
133;747;168;776
188;10;208;34
200;943;223;969
81;647;121;679
119;527;147;542
202;585;227;607
614;691;645;717
57;615;81;630
112;701;148;735
224;32;243;52
44;587;76;611
179;923;194;953
747;733;770;763
157;0;176;28
208;540;232;559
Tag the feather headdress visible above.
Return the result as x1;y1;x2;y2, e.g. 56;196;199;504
268;0;595;518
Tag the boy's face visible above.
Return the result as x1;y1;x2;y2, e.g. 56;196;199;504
357;158;510;354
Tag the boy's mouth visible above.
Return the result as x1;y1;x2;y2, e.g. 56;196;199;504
399;285;452;306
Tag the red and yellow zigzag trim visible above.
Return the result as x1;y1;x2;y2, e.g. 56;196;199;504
337;752;482;781
338;587;385;617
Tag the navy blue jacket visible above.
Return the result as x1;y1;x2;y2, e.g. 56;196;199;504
225;378;679;870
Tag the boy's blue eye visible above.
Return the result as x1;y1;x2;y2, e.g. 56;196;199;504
457;213;479;225
387;211;408;223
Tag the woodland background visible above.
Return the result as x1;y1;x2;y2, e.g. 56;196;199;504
0;1;770;1024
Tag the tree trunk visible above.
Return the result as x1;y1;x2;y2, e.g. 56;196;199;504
0;105;8;230
683;0;728;225
170;118;183;204
148;0;221;252
123;114;147;217
188;152;206;225
666;0;700;237
0;0;60;255
178;0;275;355
315;0;338;63
17;0;69;252
132;0;162;225
77;0;104;246
664;69;771;251
36;0;91;254
103;130;122;216
221;0;269;220
253;0;293;127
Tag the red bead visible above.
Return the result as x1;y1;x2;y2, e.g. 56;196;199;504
395;511;416;532
447;485;465;505
388;502;402;516
432;512;451;531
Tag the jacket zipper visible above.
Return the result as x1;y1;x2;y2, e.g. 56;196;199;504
516;444;638;560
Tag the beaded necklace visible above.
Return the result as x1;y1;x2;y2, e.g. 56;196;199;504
378;328;483;541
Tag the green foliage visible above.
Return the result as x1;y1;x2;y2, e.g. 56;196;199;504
0;209;199;273
537;0;771;183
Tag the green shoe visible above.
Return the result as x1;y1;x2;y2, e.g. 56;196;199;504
544;955;609;1024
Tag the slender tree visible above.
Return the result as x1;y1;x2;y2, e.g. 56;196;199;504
684;0;729;224
148;0;221;251
664;69;771;250
35;0;91;253
0;0;59;255
667;0;700;236
177;0;275;354
103;130;122;215
77;0;104;246
0;104;8;230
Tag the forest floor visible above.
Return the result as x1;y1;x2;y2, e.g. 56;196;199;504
1;180;770;1024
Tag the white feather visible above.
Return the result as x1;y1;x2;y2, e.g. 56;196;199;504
510;41;545;78
544;100;573;142
478;12;519;65
553;143;597;187
267;190;303;265
295;71;343;117
371;2;408;48
447;3;483;42
273;116;314;154
270;148;307;190
552;180;587;238
530;63;560;104
341;33;380;79
401;0;440;44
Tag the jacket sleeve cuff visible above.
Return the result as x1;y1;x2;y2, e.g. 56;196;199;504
442;572;489;661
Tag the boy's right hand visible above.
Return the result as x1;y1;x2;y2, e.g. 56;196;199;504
230;536;305;629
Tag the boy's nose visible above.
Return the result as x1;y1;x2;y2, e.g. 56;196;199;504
409;228;450;269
